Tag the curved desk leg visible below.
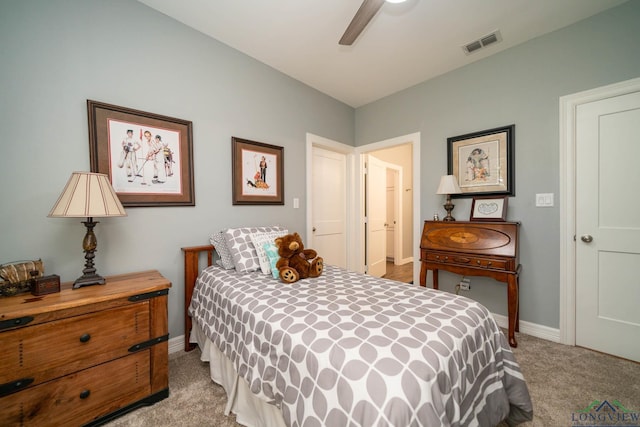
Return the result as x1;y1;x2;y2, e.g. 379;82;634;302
507;273;519;347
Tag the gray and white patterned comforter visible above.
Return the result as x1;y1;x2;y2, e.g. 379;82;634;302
189;264;533;427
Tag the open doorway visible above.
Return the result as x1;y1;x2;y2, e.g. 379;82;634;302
363;144;413;282
306;132;421;284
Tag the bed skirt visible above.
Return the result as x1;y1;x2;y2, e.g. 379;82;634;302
190;324;286;427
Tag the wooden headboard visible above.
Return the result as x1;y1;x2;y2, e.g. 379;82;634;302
181;245;214;352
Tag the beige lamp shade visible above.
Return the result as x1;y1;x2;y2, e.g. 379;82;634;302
48;172;126;218
436;175;462;195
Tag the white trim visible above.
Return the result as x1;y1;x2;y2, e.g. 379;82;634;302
354;133;421;284
491;313;561;343
169;335;184;354
395;256;414;266
559;76;640;346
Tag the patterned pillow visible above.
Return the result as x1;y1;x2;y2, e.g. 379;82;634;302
250;230;288;274
209;232;235;269
223;226;285;273
263;242;281;279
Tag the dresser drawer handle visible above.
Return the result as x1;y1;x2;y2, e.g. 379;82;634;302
79;389;91;399
79;333;91;343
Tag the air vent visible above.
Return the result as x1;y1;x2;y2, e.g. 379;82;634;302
462;30;502;55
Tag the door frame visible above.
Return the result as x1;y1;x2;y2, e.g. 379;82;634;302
559;76;640;345
355;133;421;282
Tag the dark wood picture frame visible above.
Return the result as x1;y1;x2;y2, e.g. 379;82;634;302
232;137;284;205
470;196;508;221
447;124;515;198
87;100;194;207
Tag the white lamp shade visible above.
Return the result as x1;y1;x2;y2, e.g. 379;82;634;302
436;175;462;195
48;172;127;218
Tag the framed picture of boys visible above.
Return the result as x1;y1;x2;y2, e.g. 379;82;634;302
87;100;194;207
447;124;515;198
232;137;284;205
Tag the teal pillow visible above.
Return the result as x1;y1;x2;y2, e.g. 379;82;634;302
263;243;280;279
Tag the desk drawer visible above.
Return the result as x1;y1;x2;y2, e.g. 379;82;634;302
425;252;509;270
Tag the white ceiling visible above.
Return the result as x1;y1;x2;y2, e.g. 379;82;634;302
137;0;626;108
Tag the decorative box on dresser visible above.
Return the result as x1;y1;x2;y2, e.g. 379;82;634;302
419;220;521;347
0;270;170;426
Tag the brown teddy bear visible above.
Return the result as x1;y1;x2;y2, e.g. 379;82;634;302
274;232;323;283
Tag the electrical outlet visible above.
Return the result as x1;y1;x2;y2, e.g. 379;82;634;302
459;278;471;291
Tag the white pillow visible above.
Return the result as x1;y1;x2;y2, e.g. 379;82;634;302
223;226;285;273
250;230;288;274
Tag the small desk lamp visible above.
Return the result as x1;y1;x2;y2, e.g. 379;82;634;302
48;172;127;289
436;175;462;221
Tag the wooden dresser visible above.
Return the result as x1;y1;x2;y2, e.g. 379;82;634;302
419;221;521;347
0;270;170;426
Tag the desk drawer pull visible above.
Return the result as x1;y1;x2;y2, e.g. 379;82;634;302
79;333;91;343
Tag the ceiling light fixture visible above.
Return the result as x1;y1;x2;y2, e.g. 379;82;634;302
385;0;407;3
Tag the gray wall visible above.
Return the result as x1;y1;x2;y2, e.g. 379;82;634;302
2;0;639;339
355;1;640;328
0;0;353;339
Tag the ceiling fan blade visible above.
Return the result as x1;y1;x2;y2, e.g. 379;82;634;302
339;0;385;46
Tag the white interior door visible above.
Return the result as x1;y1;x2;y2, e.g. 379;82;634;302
575;90;640;362
311;146;347;268
366;155;387;277
386;169;396;260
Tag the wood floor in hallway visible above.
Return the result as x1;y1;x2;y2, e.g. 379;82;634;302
383;261;413;284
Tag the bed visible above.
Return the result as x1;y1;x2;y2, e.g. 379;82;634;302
182;229;533;427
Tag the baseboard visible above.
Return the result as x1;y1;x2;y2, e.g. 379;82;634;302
491;313;561;343
169;335;185;354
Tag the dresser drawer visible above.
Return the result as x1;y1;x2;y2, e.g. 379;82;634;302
425;251;510;270
0;350;151;426
0;302;150;389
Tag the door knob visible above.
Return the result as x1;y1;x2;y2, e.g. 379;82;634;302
312;227;316;232
581;235;593;243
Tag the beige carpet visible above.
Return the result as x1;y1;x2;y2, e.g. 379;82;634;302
106;333;640;426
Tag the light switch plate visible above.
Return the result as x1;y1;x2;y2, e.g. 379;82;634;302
536;193;554;207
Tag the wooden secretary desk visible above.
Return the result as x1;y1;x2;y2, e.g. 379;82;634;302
419;220;521;347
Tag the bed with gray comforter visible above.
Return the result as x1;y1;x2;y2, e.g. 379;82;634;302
189;264;533;426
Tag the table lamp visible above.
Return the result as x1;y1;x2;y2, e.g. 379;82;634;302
436;175;462;221
48;172;127;288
